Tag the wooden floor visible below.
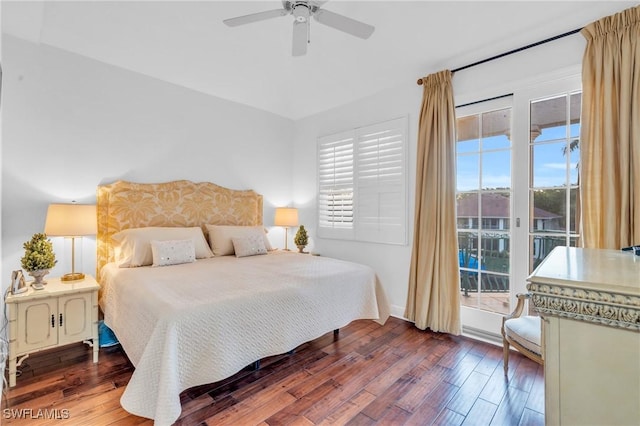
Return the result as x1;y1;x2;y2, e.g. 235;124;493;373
2;317;544;425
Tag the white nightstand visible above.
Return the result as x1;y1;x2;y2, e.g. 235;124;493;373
5;275;99;387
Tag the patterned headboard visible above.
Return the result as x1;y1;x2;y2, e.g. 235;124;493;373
96;180;263;275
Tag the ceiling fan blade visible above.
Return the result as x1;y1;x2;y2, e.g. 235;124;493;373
309;0;329;10
223;9;288;27
292;20;308;56
313;9;374;39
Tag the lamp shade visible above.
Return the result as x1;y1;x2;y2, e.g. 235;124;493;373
274;207;298;227
44;204;97;237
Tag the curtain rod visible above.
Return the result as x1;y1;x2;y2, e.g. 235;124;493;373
416;27;583;85
456;93;512;109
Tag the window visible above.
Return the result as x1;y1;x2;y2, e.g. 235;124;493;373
456;104;513;312
317;117;408;245
529;92;581;270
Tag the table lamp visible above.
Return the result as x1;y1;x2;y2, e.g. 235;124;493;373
274;207;298;251
44;203;97;281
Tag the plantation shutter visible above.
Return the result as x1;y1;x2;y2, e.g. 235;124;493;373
317;116;407;244
355;117;407;244
318;130;355;239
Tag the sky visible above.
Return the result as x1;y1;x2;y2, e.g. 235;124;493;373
456;123;580;192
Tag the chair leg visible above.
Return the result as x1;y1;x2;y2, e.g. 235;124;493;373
503;338;510;376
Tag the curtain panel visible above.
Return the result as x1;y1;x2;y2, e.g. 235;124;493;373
405;70;461;335
580;5;640;248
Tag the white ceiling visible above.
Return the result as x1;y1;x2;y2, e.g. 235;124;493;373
2;1;637;119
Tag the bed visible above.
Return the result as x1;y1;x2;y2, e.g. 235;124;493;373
96;180;389;425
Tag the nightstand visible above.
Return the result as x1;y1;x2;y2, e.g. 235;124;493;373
5;275;99;387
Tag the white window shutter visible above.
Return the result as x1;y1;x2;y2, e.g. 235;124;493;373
355;117;407;244
317;131;355;239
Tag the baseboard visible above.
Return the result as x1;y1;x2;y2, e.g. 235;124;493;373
462;325;502;347
389;304;406;319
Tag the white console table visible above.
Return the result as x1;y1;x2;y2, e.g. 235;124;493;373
527;247;640;426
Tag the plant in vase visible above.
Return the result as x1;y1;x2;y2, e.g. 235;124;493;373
294;225;309;253
21;233;56;289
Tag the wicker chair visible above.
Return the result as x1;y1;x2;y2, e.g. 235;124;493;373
501;293;543;375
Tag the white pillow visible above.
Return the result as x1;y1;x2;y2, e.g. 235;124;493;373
112;226;213;267
150;239;196;267
232;235;267;258
206;225;273;256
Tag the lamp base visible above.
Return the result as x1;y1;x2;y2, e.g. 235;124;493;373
61;272;85;282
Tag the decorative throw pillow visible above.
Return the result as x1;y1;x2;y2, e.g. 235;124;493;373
206;225;273;256
232;235;267;258
112;226;213;267
150;239;196;267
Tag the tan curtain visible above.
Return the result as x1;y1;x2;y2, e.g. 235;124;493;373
405;70;461;335
580;5;640;248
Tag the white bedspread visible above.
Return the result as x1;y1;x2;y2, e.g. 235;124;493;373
100;251;389;425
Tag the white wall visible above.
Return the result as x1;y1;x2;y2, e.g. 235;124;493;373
292;33;587;318
1;35;295;286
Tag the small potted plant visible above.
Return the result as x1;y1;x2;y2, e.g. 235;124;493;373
294;225;309;253
21;233;56;288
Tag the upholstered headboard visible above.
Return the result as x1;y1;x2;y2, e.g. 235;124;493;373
96;180;263;275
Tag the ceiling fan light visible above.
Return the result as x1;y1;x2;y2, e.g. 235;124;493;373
292;2;310;21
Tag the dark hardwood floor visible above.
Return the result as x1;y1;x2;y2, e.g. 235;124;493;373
2;317;544;425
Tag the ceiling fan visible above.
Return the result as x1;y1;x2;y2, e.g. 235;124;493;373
223;1;375;56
